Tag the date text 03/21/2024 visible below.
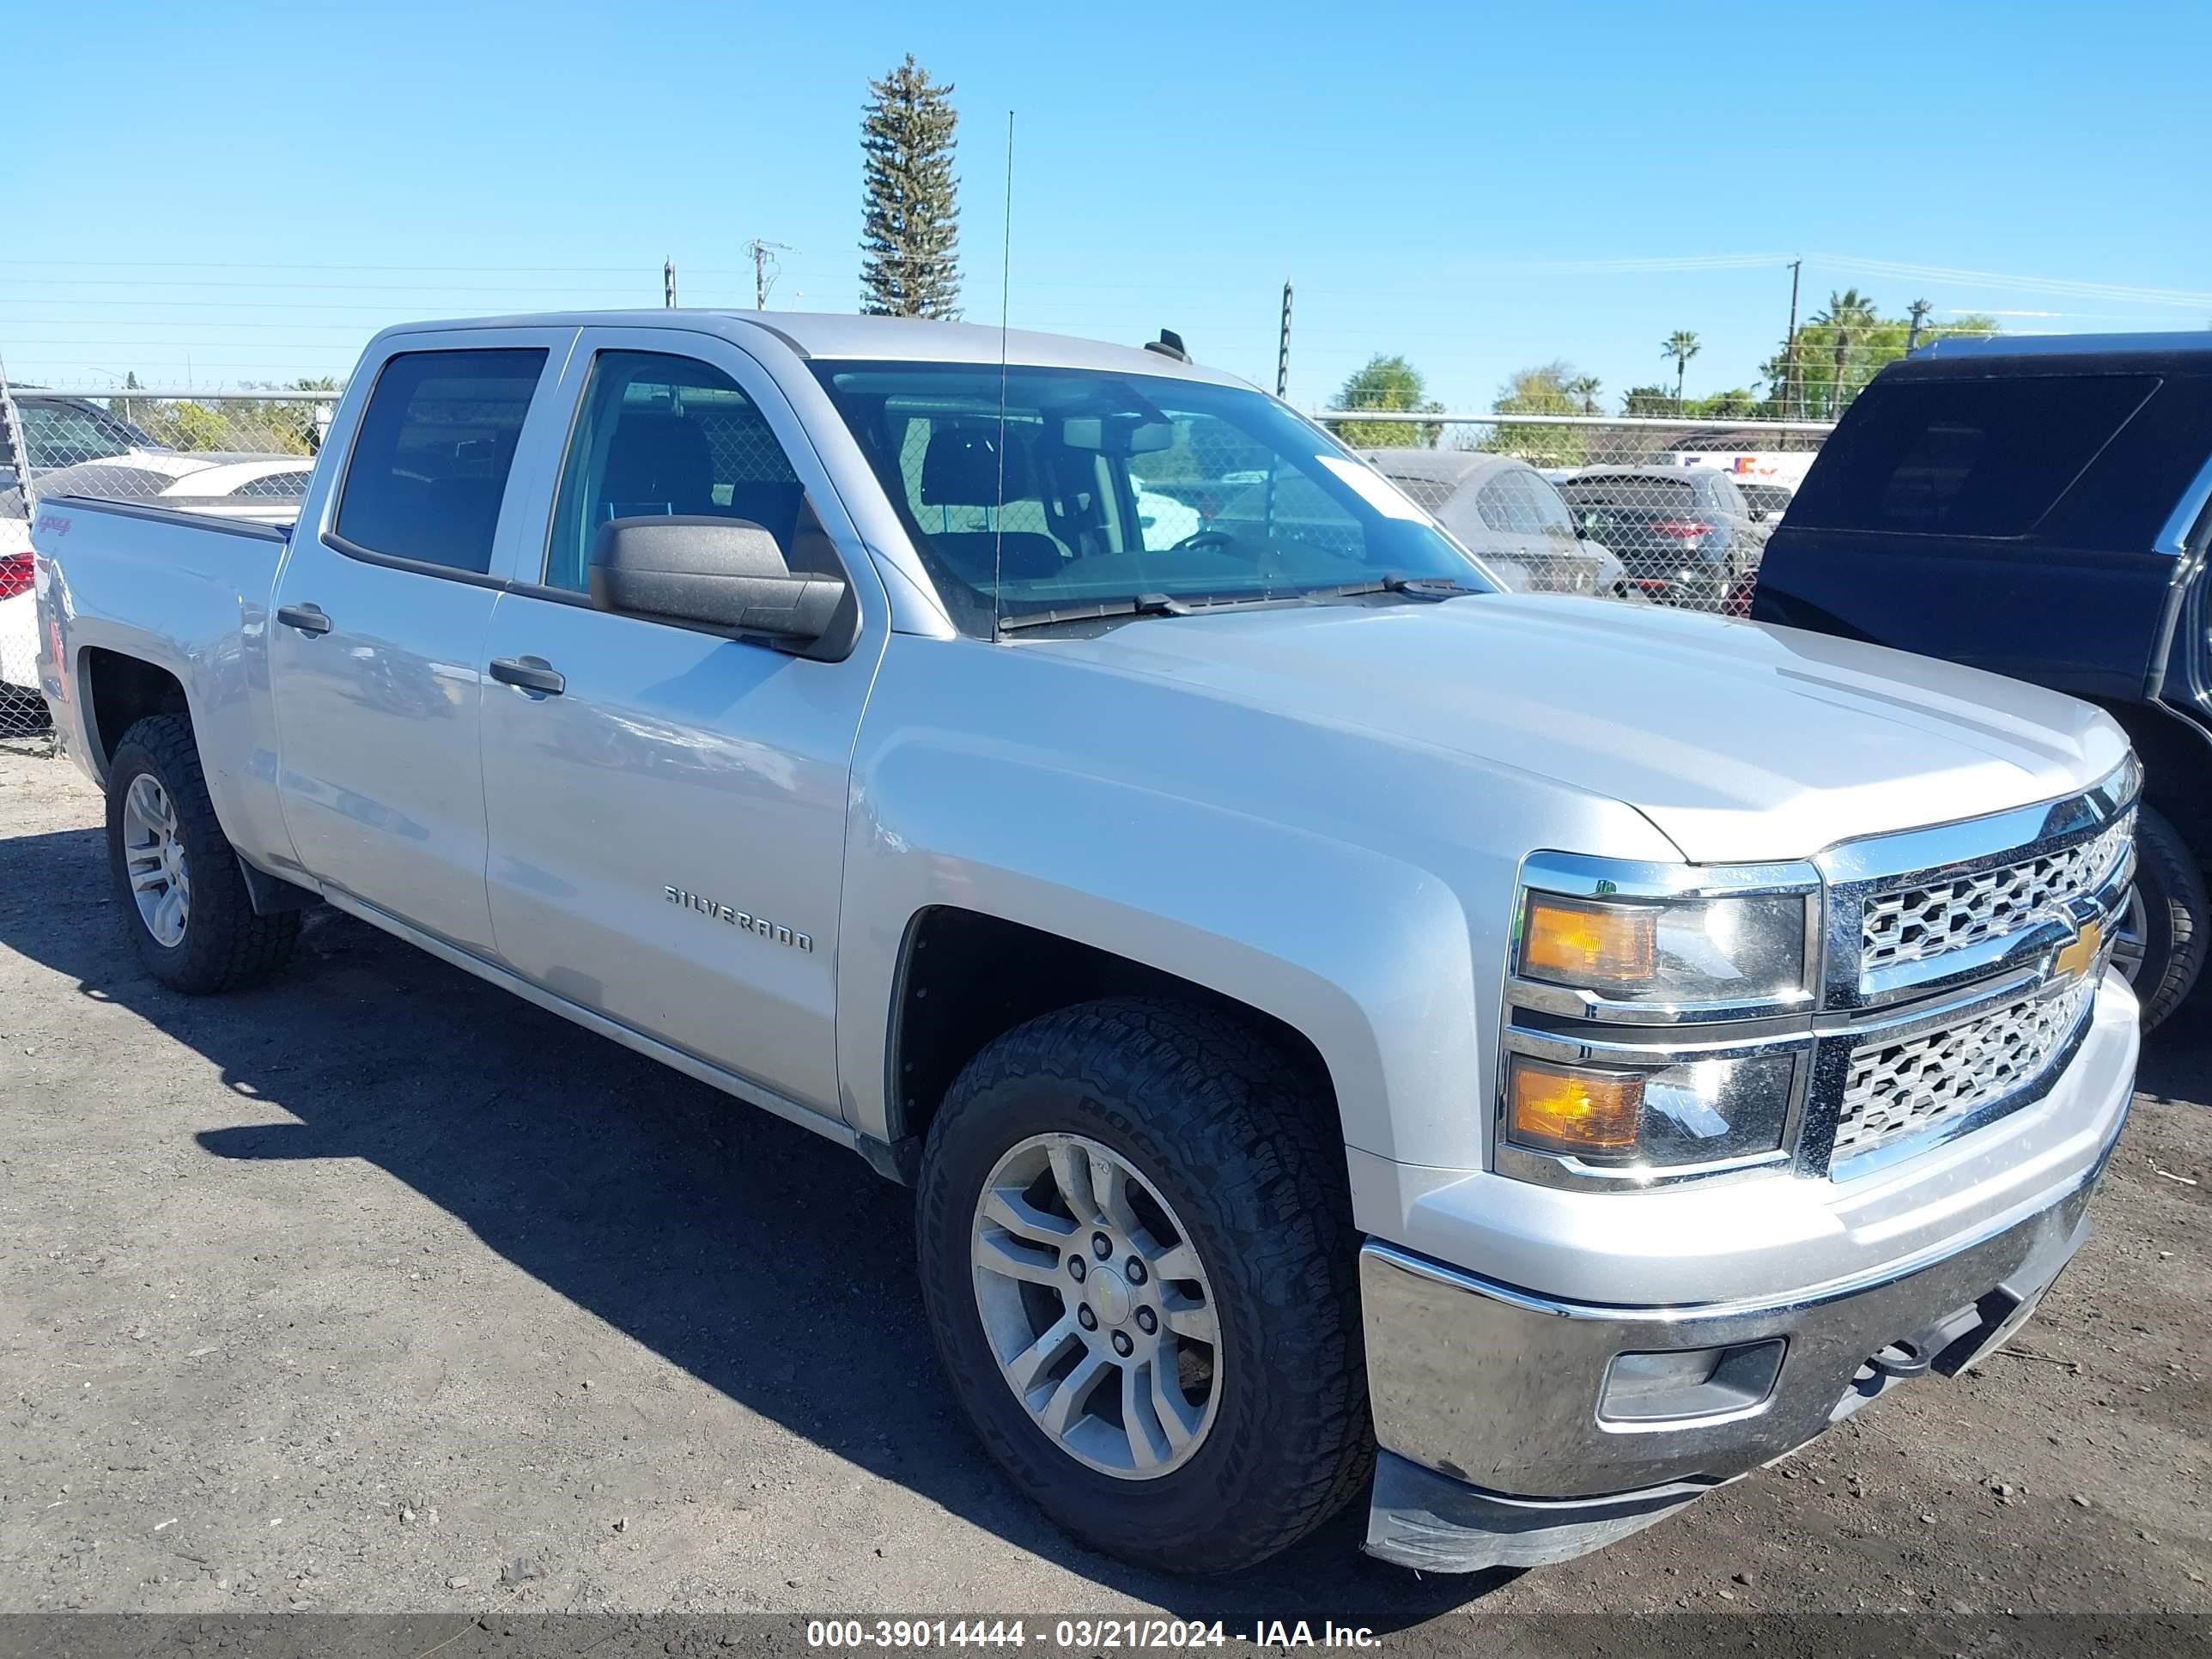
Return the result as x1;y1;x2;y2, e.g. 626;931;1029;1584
805;1620;1382;1650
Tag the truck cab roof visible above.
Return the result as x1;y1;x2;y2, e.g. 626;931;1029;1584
1904;331;2212;376
371;309;1255;387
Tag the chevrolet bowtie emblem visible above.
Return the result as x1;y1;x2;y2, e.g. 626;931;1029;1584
2053;919;2103;985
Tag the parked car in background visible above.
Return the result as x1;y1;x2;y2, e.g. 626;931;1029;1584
0;393;166;495
0;453;313;524
0;514;34;726
1655;431;1821;494
1739;482;1794;525
1556;465;1767;612
1362;449;1627;597
1753;331;2212;1031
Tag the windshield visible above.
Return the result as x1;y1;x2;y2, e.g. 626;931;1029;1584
812;362;1492;635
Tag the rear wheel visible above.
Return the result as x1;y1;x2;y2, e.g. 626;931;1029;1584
106;714;300;994
2117;803;2205;1034
915;998;1371;1576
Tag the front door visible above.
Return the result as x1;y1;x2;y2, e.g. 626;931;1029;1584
477;331;886;1116
270;338;569;954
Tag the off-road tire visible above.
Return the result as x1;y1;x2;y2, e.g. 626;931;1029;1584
106;714;300;994
2130;803;2205;1034
915;997;1371;1577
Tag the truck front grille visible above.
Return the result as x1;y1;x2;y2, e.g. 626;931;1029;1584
1860;810;2133;976
1832;978;2096;1165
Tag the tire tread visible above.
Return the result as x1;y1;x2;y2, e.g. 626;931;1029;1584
107;714;300;994
918;996;1371;1576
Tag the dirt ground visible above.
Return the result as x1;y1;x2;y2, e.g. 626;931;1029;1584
2;742;2208;1652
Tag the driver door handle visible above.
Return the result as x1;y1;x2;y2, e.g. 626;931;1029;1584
489;656;566;696
276;603;331;636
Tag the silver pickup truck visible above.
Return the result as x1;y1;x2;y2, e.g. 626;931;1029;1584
30;311;2140;1577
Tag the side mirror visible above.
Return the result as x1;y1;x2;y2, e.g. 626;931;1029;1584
590;516;849;651
1749;507;1770;524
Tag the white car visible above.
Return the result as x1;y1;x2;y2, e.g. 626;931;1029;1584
1132;482;1203;547
9;453;314;523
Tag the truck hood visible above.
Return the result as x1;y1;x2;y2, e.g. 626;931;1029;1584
1036;595;2129;864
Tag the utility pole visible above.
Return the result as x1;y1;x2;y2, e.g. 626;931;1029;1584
1783;258;1802;420
663;258;677;309
748;240;793;309
1275;280;1293;399
1906;297;1932;352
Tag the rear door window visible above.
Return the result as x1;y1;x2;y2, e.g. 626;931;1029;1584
236;471;313;498
1699;473;1749;519
334;349;547;575
1477;469;1578;538
1789;374;2159;538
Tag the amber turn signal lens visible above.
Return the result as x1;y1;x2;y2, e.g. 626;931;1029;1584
1508;1059;1644;1154
1522;896;1658;987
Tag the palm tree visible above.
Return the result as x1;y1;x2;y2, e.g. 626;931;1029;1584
1660;331;1701;411
1811;288;1879;416
1565;374;1601;416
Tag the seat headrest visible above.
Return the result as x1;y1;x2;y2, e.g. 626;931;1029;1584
920;422;1034;508
602;413;715;517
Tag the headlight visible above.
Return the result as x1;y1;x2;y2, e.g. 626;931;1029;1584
1517;890;1808;1008
1500;854;1822;1188
1504;1051;1797;1169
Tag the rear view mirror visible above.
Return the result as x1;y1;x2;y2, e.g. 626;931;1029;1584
1060;414;1176;456
591;516;850;653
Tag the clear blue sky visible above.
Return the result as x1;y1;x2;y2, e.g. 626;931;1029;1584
9;0;2210;410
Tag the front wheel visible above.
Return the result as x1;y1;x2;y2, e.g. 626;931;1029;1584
106;714;301;994
2118;803;2206;1034
915;999;1371;1576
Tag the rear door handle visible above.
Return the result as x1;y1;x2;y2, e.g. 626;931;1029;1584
489;656;565;696
276;603;331;636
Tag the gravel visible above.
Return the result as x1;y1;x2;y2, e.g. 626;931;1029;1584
2;745;2208;1641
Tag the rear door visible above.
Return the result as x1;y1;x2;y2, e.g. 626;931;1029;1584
475;327;886;1117
1755;372;2212;702
269;331;572;953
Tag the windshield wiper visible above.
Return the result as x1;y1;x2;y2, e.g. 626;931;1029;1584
996;592;1198;633
997;574;1476;634
1296;573;1475;604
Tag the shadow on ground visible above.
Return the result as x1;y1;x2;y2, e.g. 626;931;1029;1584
0;823;1506;1626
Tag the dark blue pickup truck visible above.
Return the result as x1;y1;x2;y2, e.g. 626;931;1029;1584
1754;333;2212;1030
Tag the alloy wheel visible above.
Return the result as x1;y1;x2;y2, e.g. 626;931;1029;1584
121;773;191;948
969;1133;1221;1480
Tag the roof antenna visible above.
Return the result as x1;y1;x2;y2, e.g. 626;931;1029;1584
992;111;1014;644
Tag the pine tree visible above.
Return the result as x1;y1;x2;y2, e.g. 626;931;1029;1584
860;55;962;319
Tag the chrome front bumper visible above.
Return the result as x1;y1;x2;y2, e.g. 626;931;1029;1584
1358;1108;2121;1570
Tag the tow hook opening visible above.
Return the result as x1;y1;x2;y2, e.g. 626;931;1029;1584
1598;1339;1786;1424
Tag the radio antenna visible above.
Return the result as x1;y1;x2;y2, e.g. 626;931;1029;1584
992;110;1014;643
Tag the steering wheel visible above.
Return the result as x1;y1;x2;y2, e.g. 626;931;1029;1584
1168;529;1236;554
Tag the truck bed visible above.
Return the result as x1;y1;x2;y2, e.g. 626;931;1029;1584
33;492;297;864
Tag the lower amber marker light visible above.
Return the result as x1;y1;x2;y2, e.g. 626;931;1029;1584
1508;1059;1644;1154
